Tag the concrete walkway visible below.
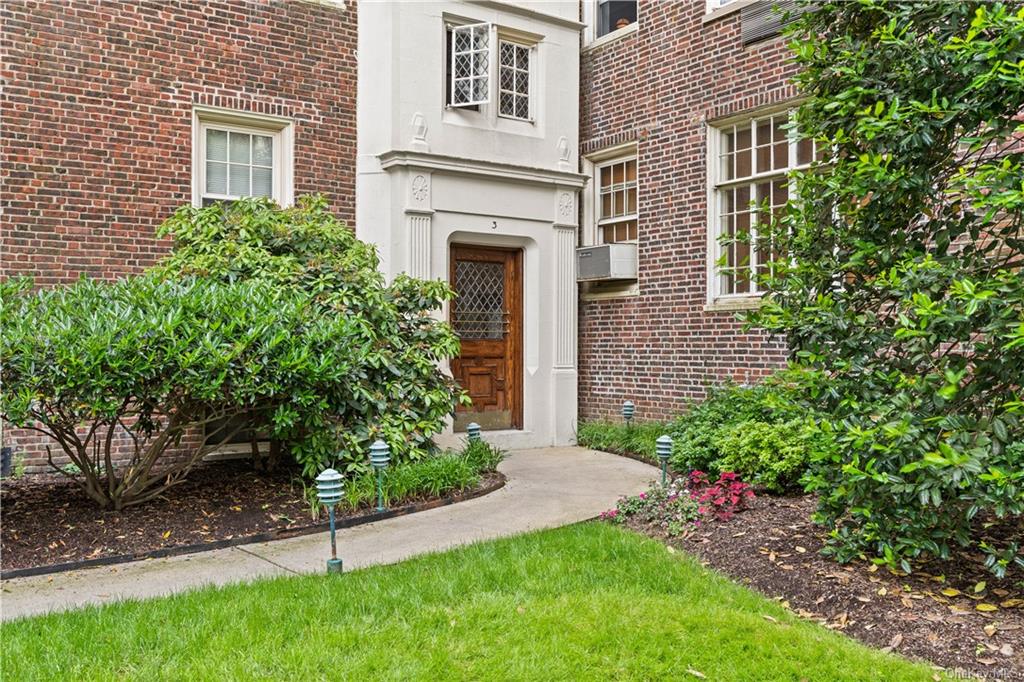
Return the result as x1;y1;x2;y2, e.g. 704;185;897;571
1;447;658;621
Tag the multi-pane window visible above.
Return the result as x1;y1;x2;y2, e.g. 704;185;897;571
597;157;638;243
711;109;819;297
597;0;637;37
193;109;292;209
202;127;275;205
498;41;530;120
449;23;490;107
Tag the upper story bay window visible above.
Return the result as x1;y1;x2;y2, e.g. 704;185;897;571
709;108;820;300
192;107;293;208
446;22;536;122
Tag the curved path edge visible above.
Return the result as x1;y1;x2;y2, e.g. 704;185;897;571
0;475;508;582
1;447;659;621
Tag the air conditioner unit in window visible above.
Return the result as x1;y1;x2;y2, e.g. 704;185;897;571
576;243;637;282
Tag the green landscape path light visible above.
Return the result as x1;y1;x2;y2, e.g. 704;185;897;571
466;422;481;442
369;439;391;512
656;435;672;486
315;468;344;574
622;400;635;429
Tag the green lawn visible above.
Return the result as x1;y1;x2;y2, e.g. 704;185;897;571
2;524;939;681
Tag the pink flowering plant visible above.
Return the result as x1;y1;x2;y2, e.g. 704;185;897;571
602;471;755;533
601;480;700;536
688;470;755;520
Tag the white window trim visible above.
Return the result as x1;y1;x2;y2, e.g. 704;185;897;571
595;156;638;245
706;105;811;308
580;143;640;299
496;38;534;123
444;18;542;130
582;142;637;247
191;106;294;208
702;0;757;24
449;22;492;108
582;0;639;49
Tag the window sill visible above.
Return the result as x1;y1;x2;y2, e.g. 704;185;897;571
582;22;637;53
704;296;763;312
702;0;757;24
442;106;543;139
497;114;535;125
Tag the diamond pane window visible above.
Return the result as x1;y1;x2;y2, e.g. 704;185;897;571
450;23;490;107
452;261;506;340
597;157;638;244
498;41;530;121
712;109;818;297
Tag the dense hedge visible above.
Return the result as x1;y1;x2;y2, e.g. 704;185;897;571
749;1;1024;575
1;275;359;509
578;372;829;494
666;372;828;494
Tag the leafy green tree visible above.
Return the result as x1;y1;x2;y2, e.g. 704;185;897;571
1;276;364;509
750;1;1024;575
156;196;464;475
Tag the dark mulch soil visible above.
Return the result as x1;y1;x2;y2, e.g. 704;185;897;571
626;494;1024;681
1;462;501;573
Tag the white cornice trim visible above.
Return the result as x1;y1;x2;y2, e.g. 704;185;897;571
702;0;758;25
466;0;586;31
379;150;589;189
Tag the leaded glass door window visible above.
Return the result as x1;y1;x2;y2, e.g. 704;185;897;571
450;246;523;431
453;260;507;339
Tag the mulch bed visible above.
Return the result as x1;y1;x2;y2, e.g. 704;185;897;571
626;494;1024;681
1;461;502;574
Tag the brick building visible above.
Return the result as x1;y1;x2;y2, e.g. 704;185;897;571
1;0;357;285
1;0;358;470
577;0;797;421
1;0;799;469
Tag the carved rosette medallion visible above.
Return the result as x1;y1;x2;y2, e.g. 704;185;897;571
411;174;429;203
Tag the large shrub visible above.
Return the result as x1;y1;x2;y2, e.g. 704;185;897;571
750;2;1024;575
155;196;465;475
0;276;363;509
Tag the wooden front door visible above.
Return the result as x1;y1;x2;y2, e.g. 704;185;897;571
450;245;523;431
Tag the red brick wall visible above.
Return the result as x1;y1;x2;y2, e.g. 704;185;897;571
1;0;357;471
578;0;794;422
1;0;357;286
